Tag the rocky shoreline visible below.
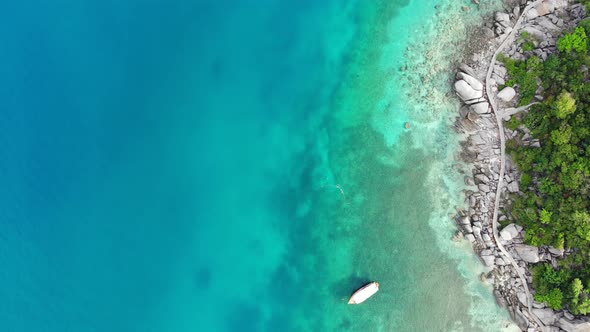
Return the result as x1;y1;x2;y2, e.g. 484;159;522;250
452;0;589;331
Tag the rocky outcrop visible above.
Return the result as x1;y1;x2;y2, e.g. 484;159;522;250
454;74;485;104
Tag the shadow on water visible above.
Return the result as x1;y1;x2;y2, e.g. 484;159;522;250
225;302;262;332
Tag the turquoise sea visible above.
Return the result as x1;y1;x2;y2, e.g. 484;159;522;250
0;0;521;331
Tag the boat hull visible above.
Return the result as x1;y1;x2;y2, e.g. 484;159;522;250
348;282;379;304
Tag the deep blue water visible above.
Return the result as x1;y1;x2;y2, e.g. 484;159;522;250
0;1;513;331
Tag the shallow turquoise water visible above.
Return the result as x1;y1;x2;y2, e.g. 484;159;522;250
0;0;518;331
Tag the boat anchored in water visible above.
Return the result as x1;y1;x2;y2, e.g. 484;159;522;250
348;282;379;304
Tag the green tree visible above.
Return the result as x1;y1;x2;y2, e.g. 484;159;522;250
554;91;576;119
571;278;583;306
558;27;588;53
536;288;564;310
540;209;553;224
575;298;590;315
550;124;572;145
570;278;590;314
521;173;533;187
573;211;590;241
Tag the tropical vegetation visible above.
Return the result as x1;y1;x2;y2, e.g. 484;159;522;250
502;18;590;313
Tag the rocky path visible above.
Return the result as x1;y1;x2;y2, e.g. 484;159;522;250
484;0;545;330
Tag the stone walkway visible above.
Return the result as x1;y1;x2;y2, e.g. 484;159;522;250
484;1;546;330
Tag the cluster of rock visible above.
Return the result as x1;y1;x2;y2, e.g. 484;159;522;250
453;0;590;331
506;0;584;62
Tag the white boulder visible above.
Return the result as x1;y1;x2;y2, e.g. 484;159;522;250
514;244;540;263
470;102;489;114
500;223;522;241
498;87;516;102
507;181;519;193
457;72;483;91
481;255;495;267
527;8;539;20
455;80;484;101
532;308;557;325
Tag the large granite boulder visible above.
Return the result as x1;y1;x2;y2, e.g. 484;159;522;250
535;0;569;17
527;8;539;20
500;223;522;241
457;72;483;91
522;26;545;40
514;244;540;263
557;317;590;332
455;80;484;102
532;308;557;325
498;87;516;101
507;181;519;193
470;102;489;114
535;2;553;16
481;254;495;267
513;308;529;331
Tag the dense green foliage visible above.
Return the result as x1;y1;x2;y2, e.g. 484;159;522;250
504;21;590;313
558;27;589;53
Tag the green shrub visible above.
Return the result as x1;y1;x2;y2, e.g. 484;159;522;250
536;288;564;310
554;91;577;119
558;27;588;53
523;41;535;52
507;116;521;130
541;209;553;224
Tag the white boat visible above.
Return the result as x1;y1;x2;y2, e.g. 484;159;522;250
348;282;379;304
